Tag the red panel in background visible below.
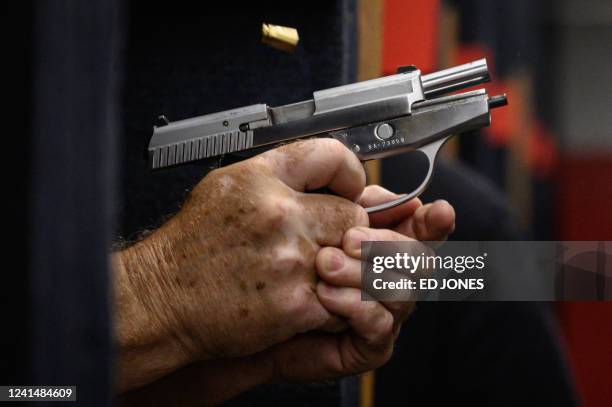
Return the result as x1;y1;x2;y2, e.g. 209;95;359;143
556;156;612;240
382;0;439;75
557;302;612;407
556;155;612;407
456;45;558;176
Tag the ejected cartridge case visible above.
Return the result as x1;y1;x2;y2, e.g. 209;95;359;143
262;23;299;52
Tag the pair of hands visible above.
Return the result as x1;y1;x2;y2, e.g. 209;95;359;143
114;139;455;405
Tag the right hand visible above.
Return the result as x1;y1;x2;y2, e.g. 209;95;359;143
113;139;368;391
118;187;457;406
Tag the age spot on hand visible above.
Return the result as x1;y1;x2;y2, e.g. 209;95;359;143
224;214;238;225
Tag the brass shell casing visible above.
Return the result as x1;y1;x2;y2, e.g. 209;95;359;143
262;23;299;52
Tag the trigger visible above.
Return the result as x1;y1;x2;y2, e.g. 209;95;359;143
363;136;449;214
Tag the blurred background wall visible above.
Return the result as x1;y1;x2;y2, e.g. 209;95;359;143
358;0;612;405
548;3;612;406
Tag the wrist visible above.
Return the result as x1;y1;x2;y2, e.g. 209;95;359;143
112;226;196;392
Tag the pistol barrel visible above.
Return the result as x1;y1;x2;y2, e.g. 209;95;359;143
421;59;490;98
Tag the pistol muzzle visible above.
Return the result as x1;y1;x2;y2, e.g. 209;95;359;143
421;59;490;98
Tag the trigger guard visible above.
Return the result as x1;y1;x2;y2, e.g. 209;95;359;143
363;137;449;214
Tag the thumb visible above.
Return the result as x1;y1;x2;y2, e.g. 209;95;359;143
257;138;366;201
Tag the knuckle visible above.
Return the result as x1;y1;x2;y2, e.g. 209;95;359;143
316;248;350;283
199;163;249;196
369;308;394;340
261;195;295;226
273;255;300;273
324;138;349;155
319;138;353;164
316;247;336;270
271;241;314;273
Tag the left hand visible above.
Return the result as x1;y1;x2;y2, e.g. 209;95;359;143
267;185;456;381
119;185;455;406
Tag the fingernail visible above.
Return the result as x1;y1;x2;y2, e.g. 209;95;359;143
326;251;344;272
347;228;368;251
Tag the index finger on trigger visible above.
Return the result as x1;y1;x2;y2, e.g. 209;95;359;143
258;139;366;201
358;185;422;228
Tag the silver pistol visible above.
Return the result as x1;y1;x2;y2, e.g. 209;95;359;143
148;59;507;213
